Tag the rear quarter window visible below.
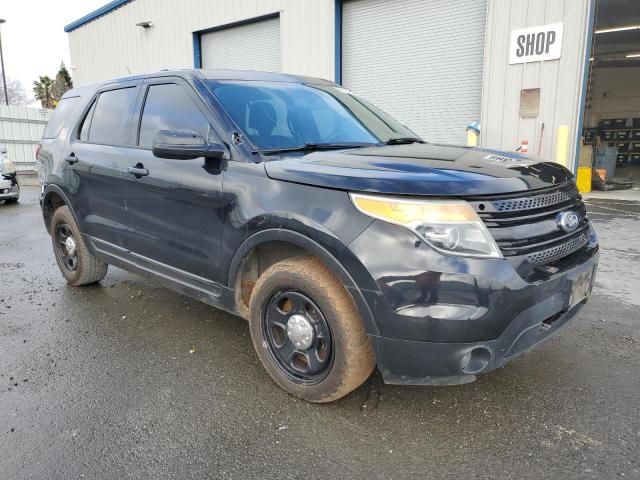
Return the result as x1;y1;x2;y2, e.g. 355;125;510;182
42;97;80;139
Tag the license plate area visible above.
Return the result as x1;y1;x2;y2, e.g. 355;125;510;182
569;267;594;308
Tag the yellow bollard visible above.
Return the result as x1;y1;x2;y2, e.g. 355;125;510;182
576;138;593;193
576;167;592;193
466;122;480;147
466;129;478;147
555;125;570;168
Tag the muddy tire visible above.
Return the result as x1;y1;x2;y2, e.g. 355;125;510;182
51;206;108;286
248;256;374;402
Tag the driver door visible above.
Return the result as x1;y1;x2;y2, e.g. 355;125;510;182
119;77;227;282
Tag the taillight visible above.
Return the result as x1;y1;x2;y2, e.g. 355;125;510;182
35;144;41;160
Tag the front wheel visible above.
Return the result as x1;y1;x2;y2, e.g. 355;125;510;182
248;256;374;402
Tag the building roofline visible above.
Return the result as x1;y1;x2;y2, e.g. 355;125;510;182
64;0;133;33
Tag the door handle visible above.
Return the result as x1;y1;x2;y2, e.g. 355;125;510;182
64;153;78;165
127;165;149;177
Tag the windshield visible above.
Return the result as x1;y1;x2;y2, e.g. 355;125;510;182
206;80;418;150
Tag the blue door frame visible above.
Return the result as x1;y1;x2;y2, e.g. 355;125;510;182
334;0;342;84
572;0;597;174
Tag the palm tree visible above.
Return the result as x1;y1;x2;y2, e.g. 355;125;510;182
33;76;55;109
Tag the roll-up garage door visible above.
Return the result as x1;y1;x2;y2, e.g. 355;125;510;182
342;0;487;144
201;16;281;72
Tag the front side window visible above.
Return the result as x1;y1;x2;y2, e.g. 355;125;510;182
88;87;137;146
206;80;417;150
138;83;211;149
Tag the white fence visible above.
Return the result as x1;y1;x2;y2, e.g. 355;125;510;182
0;105;53;172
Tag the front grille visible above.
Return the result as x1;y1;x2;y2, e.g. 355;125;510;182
467;182;591;265
491;184;578;212
525;228;590;264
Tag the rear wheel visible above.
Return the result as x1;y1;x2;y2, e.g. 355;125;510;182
248;256;374;402
51;206;108;286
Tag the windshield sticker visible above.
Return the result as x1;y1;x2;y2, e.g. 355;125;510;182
483;154;536;168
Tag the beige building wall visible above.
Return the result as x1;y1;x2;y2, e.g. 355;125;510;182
67;0;336;86
68;0;594;170
481;0;593;165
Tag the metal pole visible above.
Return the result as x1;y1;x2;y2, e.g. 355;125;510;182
0;20;8;105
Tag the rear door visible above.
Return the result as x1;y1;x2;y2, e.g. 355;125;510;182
67;81;141;246
118;77;227;282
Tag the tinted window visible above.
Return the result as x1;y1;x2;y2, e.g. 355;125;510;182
79;100;96;142
207;81;417;150
138;84;211;149
42;97;79;139
88;87;137;146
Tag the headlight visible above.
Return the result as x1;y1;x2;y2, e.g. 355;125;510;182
350;193;502;258
1;157;16;175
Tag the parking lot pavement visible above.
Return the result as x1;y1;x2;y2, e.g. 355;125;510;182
0;187;639;480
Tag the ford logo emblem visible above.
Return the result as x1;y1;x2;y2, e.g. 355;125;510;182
557;211;580;232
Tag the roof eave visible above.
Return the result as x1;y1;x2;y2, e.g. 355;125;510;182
64;0;133;33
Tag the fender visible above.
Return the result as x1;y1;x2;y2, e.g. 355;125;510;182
227;228;380;336
41;184;82;232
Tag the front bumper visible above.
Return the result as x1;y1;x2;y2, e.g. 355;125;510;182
345;220;599;385
0;178;19;200
371;293;589;385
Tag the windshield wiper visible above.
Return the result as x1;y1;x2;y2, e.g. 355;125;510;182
259;142;373;154
385;137;425;145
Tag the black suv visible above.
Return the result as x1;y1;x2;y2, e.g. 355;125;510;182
38;70;599;402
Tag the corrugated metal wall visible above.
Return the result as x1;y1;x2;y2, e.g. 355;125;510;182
481;0;592;166
200;16;281;71
68;0;592;170
341;0;487;144
67;0;335;86
0;106;52;171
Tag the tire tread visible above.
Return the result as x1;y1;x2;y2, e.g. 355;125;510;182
51;206;108;286
249;256;374;402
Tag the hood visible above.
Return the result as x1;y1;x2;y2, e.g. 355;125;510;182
264;143;573;196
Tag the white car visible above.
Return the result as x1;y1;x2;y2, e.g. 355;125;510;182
0;144;19;204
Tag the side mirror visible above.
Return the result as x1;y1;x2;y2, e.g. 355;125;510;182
152;129;225;160
0;144;7;154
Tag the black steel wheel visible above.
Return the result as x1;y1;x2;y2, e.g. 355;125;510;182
50;206;108;286
54;223;79;273
263;290;333;384
248;256;375;403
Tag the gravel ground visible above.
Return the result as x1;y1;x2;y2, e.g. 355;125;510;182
1;187;639;480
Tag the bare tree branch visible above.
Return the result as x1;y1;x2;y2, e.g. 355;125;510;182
0;77;32;106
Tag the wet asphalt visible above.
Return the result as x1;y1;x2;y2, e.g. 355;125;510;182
0;187;639;480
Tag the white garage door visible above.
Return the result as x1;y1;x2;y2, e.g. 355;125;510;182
342;0;487;144
201;16;281;72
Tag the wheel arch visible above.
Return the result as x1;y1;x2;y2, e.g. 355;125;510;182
42;185;79;233
228;229;379;336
